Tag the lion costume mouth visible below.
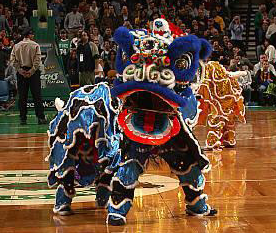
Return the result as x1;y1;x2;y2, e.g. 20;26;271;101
117;89;181;145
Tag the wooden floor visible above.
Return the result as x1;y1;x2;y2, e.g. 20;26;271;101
0;109;276;233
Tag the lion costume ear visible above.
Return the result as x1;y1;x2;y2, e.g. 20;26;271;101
113;26;134;57
199;38;213;60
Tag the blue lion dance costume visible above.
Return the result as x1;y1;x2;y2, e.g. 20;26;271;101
106;19;217;225
46;83;121;215
47;18;217;224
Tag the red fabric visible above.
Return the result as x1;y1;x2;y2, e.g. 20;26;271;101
143;111;155;133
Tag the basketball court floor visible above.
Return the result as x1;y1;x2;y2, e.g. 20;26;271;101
0;108;276;233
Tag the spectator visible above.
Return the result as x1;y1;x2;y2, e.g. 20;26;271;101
67;49;79;87
211;9;225;32
237;51;254;70
90;1;99;20
266;0;276;12
187;0;198;17
207;18;221;33
111;0;121;16
103;27;113;42
257;38;276;64
268;0;276;19
0;6;11;35
261;20;270;45
255;4;268;45
225;41;234;59
78;0;87;14
11;31;22;44
254;60;275;104
102;5;120;32
76;30;99;86
184;4;196;18
91;37;102;54
99;1;110;20
0;30;10;47
215;3;230;25
195;9;209;32
210;40;223;61
14;10;29;33
198;3;209;18
103;49;116;74
266;16;276;48
90;27;103;48
5;10;13;29
228;56;240;72
118;5;133;26
82;3;97;29
48;0;65;29
133;3;143;22
253;54;276;76
58;29;71;73
229;15;244;49
64;5;85;40
147;1;156;17
70;28;83;49
222;35;230;49
264;39;276;64
101;40;111;61
5;60;17;99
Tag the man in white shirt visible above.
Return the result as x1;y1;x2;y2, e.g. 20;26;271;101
264;39;276;64
253;54;276;76
10;27;47;125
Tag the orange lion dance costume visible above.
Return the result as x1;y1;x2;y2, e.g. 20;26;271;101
196;61;246;151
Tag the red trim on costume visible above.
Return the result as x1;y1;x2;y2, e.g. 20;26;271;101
118;109;180;145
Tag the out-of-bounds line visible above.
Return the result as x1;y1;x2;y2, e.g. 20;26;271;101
236;135;276;141
206;179;276;183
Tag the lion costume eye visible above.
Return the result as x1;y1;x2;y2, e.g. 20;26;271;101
175;52;194;70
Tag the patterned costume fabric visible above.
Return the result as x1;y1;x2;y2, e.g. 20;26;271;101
107;19;217;226
196;61;246;150
46;83;121;214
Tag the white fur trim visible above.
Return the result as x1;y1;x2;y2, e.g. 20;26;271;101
108;197;133;209
106;213;127;224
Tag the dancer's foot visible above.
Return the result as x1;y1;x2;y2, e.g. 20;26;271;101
186;207;217;216
53;205;74;216
107;215;126;226
223;144;235;149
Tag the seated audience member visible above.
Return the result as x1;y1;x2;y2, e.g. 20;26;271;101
253;54;276;76
264;39;276;65
237;51;254;70
254;60;276;104
5;60;17;99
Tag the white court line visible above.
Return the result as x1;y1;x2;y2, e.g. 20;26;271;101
236;135;276;141
206;179;276;183
0;146;48;149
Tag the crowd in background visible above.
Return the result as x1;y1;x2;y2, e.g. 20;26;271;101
0;0;276;107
